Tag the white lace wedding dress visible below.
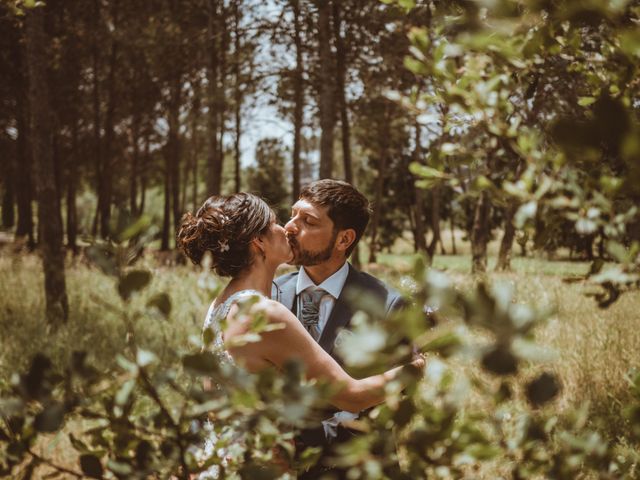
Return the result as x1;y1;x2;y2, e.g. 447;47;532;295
195;290;264;479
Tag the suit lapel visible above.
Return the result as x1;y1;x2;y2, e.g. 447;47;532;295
318;265;359;354
278;274;298;314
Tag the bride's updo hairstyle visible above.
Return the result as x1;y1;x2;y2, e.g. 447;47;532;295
177;193;273;277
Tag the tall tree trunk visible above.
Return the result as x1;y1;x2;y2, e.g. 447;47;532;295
317;0;335;179
495;203;518;271
233;0;242;193
471;191;491;273
130;111;141;216
368;152;387;264
426;185;442;259
332;1;352;184
161;151;171;251
26;6;68;325
169;76;182;233
191;92;200;211
291;0;303;201
100;2;120;238
66;118;79;255
2;139;15;228
217;6;228;185
450;213;457;255
91;0;102;237
412;123;427;256
368;109;389;264
140;127;149;215
14;43;34;246
207;0;222;195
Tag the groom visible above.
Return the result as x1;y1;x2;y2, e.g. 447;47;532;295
272;179;405;478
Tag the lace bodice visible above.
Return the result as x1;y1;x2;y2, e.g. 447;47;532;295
203;289;265;361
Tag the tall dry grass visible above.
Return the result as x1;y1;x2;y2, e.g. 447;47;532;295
1;249;639;476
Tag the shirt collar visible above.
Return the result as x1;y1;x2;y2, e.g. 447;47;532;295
296;261;350;299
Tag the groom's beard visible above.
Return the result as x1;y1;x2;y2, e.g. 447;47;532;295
288;231;337;266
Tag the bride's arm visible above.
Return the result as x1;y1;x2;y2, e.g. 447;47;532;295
233;299;423;413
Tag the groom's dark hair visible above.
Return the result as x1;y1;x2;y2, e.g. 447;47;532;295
299;179;370;256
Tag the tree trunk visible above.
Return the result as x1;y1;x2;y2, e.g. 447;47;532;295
2;139;15;228
291;0;303;201
130;111;141;216
140;128;149;215
91;0;102;237
190;93;200;211
14;43;34;246
426;185;442;259
471;191;491;274
26;6;69;325
450;214;457;255
495;203;518;271
368;109;389;264
169;76;182;233
207;0;222;195
100;2;120;238
412;123;427;255
332;1;352;184
66;118;79;255
161;150;171;251
317;0;335;179
217;6;228;187
233;0;242;193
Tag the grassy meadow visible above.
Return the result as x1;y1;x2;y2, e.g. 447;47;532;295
1;233;639;476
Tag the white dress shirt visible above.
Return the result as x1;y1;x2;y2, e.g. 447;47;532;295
295;261;359;437
295;261;349;340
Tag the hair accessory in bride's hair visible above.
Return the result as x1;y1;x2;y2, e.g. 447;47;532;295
218;239;230;252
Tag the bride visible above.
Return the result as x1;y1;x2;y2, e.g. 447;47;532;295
177;193;424;473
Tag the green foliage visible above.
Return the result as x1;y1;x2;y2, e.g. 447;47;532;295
2;253;640;478
399;0;640;304
246;138;291;222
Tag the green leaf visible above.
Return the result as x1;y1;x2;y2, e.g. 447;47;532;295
202;327;215;347
578;96;596;107
117;270;152;300
409;162;446;179
576;217;597;235
146;293;171;318
115;379;136;406
80;454;104;479
526;372;561;407
118;215;152;242
34;402;65;432
69;433;90;454
420;332;462;357
85;245;118;276
136;349;158;367
619;29;640;58
606;241;630;263
116;355;139;374
182;351;219;375
481;345;518;376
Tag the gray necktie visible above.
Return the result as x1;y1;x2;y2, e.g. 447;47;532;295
300;288;327;341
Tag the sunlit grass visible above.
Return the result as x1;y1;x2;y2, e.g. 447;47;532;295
1;247;638;476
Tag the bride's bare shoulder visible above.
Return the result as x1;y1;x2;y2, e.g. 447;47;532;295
250;297;297;324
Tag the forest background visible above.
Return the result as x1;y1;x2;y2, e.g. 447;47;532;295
1;0;640;478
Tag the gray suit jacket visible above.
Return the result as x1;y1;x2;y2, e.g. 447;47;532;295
271;264;404;362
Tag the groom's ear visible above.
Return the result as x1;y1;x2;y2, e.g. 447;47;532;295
335;229;356;253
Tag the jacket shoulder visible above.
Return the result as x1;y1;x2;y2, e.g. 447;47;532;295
346;268;403;311
273;270;298;287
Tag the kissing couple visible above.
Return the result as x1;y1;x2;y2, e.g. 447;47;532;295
178;179;425;478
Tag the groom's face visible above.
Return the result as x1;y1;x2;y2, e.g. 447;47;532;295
285;199;338;266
